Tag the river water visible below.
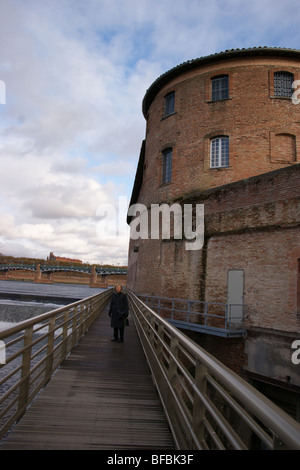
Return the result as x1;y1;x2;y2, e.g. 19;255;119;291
0;280;105;330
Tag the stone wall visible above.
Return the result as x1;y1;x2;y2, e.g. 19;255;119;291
127;164;300;388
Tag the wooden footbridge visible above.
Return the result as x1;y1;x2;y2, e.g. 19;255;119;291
1;289;300;450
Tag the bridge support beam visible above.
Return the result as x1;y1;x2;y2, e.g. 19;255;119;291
90;265;97;287
34;264;53;284
100;274;108;288
0;270;9;280
90;266;108;288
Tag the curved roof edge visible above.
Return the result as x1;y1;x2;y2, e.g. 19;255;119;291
142;46;300;117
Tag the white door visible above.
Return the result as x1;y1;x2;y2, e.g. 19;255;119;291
227;269;244;326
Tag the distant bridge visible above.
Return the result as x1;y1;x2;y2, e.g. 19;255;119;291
0;264;127;287
0;264;127;275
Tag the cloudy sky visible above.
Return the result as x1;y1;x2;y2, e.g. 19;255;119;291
0;0;300;265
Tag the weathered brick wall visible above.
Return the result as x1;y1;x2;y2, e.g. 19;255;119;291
139;56;300;209
205;228;300;331
127;51;300;387
128;164;300;319
127;164;300;386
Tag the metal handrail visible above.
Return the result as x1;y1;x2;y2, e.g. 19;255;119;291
137;294;245;337
0;288;113;439
127;289;300;450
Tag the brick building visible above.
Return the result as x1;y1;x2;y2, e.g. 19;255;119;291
48;252;82;264
127;47;300;419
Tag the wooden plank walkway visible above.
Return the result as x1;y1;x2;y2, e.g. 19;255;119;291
0;307;175;450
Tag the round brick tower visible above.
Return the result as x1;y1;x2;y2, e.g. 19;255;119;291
134;47;300;208
127;47;300;299
127;48;300;401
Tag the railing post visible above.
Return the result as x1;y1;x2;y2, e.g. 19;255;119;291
18;325;33;417
45;316;56;382
88;298;95;328
193;360;207;446
71;306;78;348
78;305;85;338
87;299;95;329
61;309;70;360
149;316;156;345
168;335;179;384
156;323;164;361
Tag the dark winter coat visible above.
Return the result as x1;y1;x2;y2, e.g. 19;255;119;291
109;292;129;328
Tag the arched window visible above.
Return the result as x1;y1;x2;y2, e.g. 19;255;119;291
210;136;229;168
162;147;172;183
274;71;294;97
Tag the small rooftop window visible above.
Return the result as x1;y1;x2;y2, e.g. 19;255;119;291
211;75;229;101
274;71;294;97
164;92;175;117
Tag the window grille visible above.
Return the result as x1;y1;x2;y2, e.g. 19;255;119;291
274;71;294;97
211;75;229;101
210;137;229;168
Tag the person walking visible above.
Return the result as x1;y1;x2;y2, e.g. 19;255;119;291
108;285;128;343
